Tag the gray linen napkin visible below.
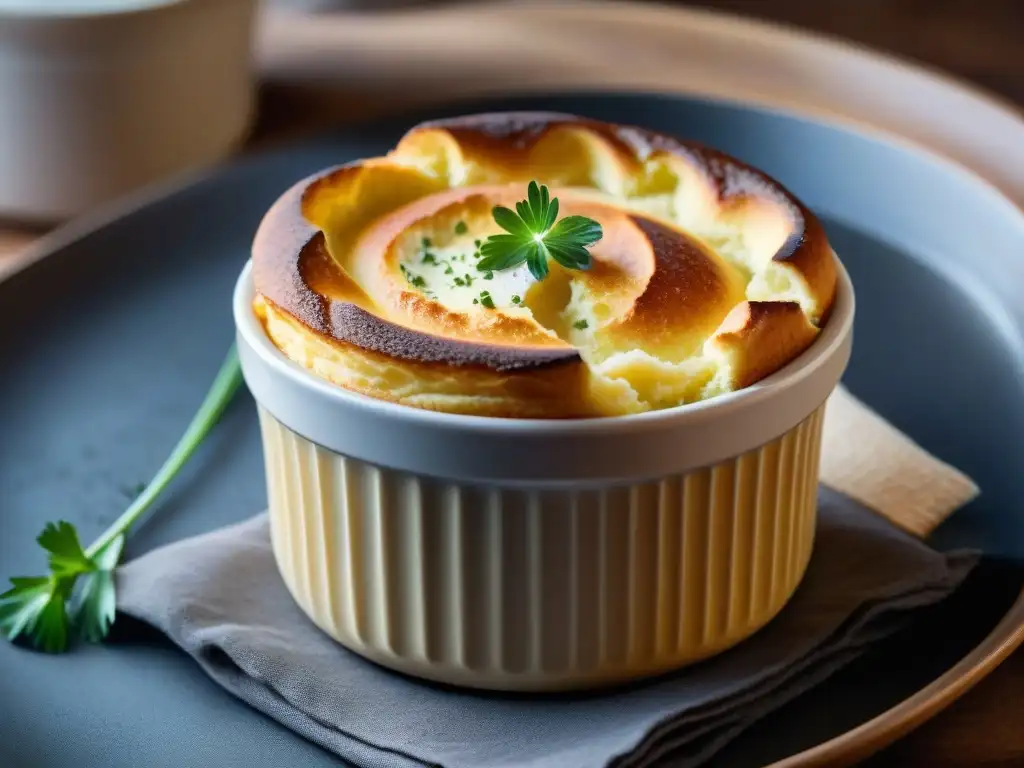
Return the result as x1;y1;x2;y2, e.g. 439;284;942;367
117;487;976;768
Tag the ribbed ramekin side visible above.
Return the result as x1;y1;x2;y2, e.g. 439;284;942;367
258;403;824;691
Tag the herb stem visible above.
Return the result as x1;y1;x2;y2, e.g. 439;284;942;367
85;345;244;559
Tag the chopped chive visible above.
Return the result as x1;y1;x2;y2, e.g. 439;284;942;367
454;221;468;235
453;276;466;287
474;239;482;247
463;274;474;286
479;291;495;309
484;271;494;280
573;319;589;330
402;265;426;288
511;295;521;304
472;298;479;304
422;253;436;264
444;266;454;275
421;237;432;248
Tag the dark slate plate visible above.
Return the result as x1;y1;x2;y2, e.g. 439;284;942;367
0;93;1022;768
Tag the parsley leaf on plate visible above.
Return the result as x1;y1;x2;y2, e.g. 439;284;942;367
0;575;72;653
73;535;125;643
1;345;243;653
38;521;93;576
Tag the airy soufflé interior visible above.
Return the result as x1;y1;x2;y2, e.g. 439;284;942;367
251;113;837;418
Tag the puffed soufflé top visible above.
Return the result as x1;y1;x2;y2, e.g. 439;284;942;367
251;112;836;418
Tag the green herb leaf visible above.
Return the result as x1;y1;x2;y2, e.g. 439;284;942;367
478;237;533;272
526;248;549;281
518;180;557;232
37;521;93;577
480;181;601;281
0;577;53;640
72;535;125;643
573;319;590;330
2;345;243;654
0;576;72;653
546;215;603;271
492;206;532;239
546;242;592;271
547;214;603;247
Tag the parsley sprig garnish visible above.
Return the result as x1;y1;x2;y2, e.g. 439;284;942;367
0;345;243;653
478;181;602;281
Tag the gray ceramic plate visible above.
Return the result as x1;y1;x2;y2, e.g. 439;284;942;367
1;93;1022;768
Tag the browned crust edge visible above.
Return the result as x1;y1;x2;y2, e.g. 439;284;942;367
251;167;580;372
709;300;821;389
251;111;836;373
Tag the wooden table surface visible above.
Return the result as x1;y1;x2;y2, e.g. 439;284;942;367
1;1;1021;765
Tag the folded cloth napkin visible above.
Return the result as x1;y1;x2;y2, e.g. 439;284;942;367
117;387;980;768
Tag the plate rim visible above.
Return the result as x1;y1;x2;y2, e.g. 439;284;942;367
6;40;1024;768
774;595;1024;767
261;0;1024;207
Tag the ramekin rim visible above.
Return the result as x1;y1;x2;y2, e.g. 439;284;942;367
232;254;854;437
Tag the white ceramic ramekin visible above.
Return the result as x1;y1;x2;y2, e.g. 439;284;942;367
0;0;257;221
234;258;854;691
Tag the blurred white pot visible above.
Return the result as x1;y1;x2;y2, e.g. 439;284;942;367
0;0;258;221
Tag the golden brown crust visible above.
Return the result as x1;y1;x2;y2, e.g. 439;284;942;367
401;112;836;314
254;295;594;418
252;169;580;372
706;301;820;390
251;111;838;417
